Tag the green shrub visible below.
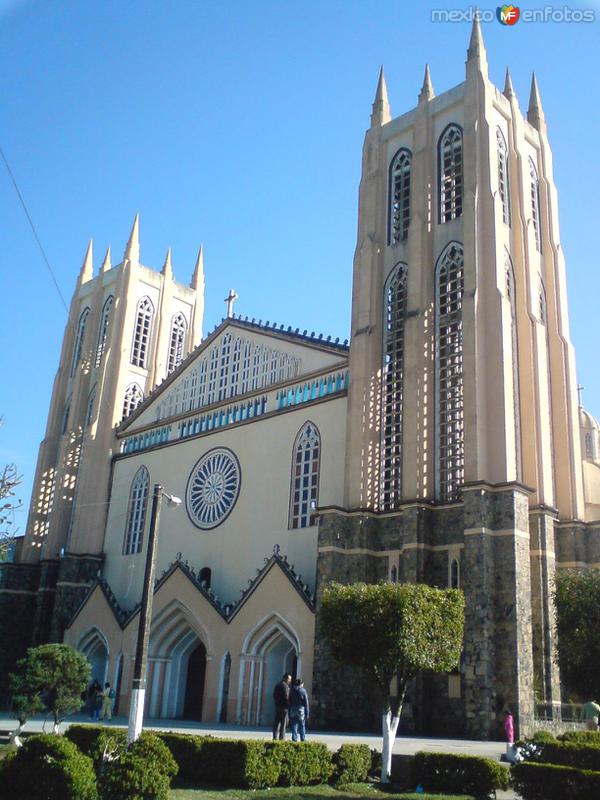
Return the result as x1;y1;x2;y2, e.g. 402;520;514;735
0;734;97;800
531;729;558;743
331;743;372;783
155;732;207;781
97;732;178;800
196;738;279;789
89;729;128;775
539;740;600;770
65;724;111;755
411;751;509;797
559;730;600;744
511;761;600;800
268;741;333;786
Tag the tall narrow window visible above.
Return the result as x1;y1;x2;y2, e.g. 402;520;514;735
95;296;113;368
85;385;97;427
122;383;144;420
529;157;541;252
207;347;219;404
61;400;71;435
189;368;199;410
167;313;187;373
436;242;465;501
389;149;411;244
231;338;241;396
123;466;149;555
198;358;208;407
289;421;321;529
439;125;463;223
131;297;154;368
70;307;90;377
497;128;511;226
450;558;460;589
539;279;547;325
218;335;231;400
381;263;408;510
506;258;522;481
252;346;262;390
241;341;252;394
261;348;270;387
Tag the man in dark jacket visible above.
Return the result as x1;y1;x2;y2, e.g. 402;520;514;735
289;677;310;742
272;673;292;739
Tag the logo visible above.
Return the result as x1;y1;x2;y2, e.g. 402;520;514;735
497;5;520;25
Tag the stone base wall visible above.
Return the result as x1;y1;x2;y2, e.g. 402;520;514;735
0;562;41;696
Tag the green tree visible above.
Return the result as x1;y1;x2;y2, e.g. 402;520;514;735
320;581;464;782
9;643;90;733
554;569;600;700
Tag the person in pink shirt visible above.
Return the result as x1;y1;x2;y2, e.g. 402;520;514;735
504;709;515;749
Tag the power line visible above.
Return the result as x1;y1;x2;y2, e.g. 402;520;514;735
0;144;68;312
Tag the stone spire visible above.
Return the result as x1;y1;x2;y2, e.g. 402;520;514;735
100;245;112;273
123;213;140;264
418;64;435;103
78;239;93;285
370;66;391;128
191;244;205;290
466;14;488;79
527;72;546;131
503;67;517;103
162;247;173;280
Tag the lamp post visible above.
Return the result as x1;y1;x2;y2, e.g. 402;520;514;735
128;484;181;743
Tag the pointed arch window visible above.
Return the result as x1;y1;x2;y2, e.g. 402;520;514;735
529;157;541;252
189;368;199;411
389;149;412;244
95;296;114;368
289;421;321;530
61;399;71;435
439;125;463;223
450;557;460;589
70;307;90;377
506;258;522;480
199;566;212;587
207;347;219;404
167;313;187;373
381;263;408;510
122;383;144;420
230;338;242;397
217;335;232;401
539;279;547;325
436;242;465;501
131;297;154;368
123;466;149;555
85;385;97;427
198;358;208;407
497;128;511;226
261;348;271;388
241;341;252;394
252;346;262;390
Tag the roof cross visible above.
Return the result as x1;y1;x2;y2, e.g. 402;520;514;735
224;288;238;318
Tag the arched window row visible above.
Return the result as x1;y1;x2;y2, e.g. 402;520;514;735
439;125;463;223
86;385;97;427
381;263;408;511
123;466;149;555
497;128;511;226
289;421;321;530
389;149;412;245
167;313;188;374
156;337;301;421
95;296;114;368
123;383;144;420
70;307;91;377
131;296;154;369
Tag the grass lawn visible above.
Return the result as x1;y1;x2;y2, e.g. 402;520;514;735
170;783;473;800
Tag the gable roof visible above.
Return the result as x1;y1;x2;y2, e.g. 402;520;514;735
118;315;348;433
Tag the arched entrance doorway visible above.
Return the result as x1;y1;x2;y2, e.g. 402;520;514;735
147;601;209;721
77;628;109;686
239;613;301;725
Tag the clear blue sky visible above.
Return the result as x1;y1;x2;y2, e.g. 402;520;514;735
2;0;599;529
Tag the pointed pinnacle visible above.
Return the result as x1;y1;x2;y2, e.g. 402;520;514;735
191;244;205;289
528;72;545;128
101;245;112;273
162;247;173;279
79;239;94;284
370;66;391;128
466;13;488;76
124;213;140;263
419;64;435;103
503;67;516;102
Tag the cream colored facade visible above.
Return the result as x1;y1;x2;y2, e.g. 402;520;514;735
6;20;600;738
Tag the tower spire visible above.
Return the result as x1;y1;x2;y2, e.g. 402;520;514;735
503;67;517;103
162;247;173;280
124;213;140;264
78;239;93;285
466;13;488;79
101;245;111;273
191;244;205;290
370;66;391;128
418;64;435;103
528;72;546;131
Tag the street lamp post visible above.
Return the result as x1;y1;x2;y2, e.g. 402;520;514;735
127;484;181;743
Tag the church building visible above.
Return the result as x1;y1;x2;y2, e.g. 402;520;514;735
2;20;600;740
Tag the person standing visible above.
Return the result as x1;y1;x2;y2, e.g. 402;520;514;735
99;682;114;721
582;699;600;731
289;677;309;743
503;709;515;761
272;673;292;740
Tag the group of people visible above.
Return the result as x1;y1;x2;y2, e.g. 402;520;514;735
272;673;310;742
84;679;115;721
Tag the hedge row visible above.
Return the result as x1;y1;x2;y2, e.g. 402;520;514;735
411;751;509;797
559;730;600;745
65;726;369;788
538;741;600;771
512;761;600;800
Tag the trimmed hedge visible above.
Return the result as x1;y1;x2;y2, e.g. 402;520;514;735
512;761;600;800
331;743;372;783
268;741;333;786
154;732;207;781
559;730;600;744
0;734;97;800
411;751;509;797
96;732;178;800
539;741;600;770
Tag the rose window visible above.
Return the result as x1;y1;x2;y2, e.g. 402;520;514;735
186;448;241;529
